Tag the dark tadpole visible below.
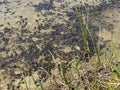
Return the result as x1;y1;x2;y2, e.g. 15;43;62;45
49;0;54;8
0;24;3;27
7;22;10;26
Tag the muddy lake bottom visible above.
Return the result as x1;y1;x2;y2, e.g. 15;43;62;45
0;0;120;90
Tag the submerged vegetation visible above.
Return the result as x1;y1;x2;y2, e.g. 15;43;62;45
0;0;120;90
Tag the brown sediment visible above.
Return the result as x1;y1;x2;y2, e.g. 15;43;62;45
0;0;120;89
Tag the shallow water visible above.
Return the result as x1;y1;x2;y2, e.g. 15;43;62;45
0;0;120;89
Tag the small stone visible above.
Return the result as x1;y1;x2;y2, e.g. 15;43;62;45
60;31;64;35
74;45;80;50
32;37;39;42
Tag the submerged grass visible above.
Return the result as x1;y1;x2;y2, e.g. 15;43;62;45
32;75;43;90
